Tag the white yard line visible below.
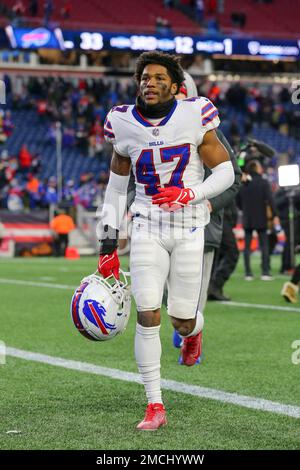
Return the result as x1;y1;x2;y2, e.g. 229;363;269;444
1;278;299;313
0;278;75;290
6;346;300;420
220;300;300;313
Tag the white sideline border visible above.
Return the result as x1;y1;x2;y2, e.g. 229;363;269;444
0;278;299;313
6;346;300;420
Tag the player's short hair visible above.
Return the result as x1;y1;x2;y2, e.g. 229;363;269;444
134;51;185;93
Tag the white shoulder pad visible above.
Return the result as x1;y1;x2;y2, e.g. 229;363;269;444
198;96;220;132
104;109;117;144
103;105;131;157
180;96;220;131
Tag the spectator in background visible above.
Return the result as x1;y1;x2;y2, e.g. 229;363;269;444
26;173;41;209
207;198;240;301
89;117;104;157
73;174;98;209
206;16;220;34
46;122;57;145
155;17;172;35
50;209;75;257
44;0;53;26
207;82;220;103
29;0;38;16
163;0;173;8
75;119;89;152
237;160;280;280
7;178;24;211
208;0;217;14
0;155;8;191
217;0;225;14
5;156;18;183
3;111;14;137
12;0;25;16
0;111;8;143
231;11;247;28
63;179;76;205
195;0;204;25
43;177;58;206
61;1;71;19
226;83;247;111
19;144;32;176
62;127;75;148
31;152;42;175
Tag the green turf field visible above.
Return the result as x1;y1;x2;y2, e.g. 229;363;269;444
0;255;299;450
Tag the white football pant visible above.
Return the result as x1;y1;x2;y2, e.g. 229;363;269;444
130;218;205;320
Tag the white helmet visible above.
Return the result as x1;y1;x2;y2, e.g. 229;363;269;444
71;271;131;341
183;71;198;98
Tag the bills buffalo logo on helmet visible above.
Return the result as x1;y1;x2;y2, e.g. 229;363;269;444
83;299;117;335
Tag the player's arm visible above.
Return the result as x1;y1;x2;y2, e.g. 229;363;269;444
192;129;234;202
199;129;229;167
205;130;242;212
98;150;131;279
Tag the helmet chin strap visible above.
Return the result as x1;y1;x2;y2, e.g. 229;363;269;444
86;270;131;297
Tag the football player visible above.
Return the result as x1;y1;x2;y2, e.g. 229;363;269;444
98;52;234;430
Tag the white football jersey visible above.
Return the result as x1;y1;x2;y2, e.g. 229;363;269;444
104;97;220;228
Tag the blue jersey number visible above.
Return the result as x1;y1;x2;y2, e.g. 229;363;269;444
136;144;190;195
136;150;160;196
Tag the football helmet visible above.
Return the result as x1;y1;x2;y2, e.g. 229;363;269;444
71;271;131;341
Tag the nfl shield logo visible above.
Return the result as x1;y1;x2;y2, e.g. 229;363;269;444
152;128;159;136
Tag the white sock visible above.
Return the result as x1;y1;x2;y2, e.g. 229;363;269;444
186;311;204;337
135;323;163;405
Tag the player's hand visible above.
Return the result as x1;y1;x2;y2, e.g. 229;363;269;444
152;186;195;210
98;249;120;279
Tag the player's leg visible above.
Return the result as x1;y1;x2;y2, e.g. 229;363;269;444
190;249;215;363
257;229;272;279
172;248;215;363
130;223;169;430
244;229;253;279
168;228;205;366
61;234;69;257
291;264;300;286
208;219;238;300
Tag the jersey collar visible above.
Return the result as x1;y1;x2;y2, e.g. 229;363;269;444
132;100;177;127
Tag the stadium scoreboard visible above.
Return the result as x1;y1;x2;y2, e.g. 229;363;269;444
2;26;300;60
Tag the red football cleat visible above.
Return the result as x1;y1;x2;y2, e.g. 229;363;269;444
181;331;202;366
136;403;167;431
